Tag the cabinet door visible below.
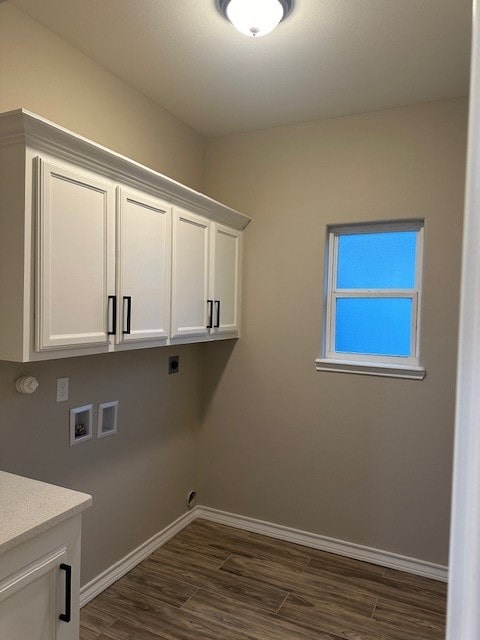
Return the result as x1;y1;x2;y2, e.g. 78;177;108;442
0;547;72;640
210;224;242;336
171;208;210;339
36;159;115;351
116;188;171;344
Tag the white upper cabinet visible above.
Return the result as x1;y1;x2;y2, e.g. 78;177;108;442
171;208;210;339
209;223;242;336
116;188;171;344
171;213;243;341
0;109;250;361
36;159;115;352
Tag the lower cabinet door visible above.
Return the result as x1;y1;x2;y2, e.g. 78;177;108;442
0;547;73;640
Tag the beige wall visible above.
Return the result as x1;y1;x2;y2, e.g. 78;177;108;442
0;3;206;584
0;1;467;581
0;345;202;584
201;99;468;565
0;3;205;190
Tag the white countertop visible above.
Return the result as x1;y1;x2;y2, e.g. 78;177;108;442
0;471;92;554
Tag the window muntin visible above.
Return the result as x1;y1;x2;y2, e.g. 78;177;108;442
322;221;424;372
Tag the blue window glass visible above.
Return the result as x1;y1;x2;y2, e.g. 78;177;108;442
335;298;412;357
337;231;417;289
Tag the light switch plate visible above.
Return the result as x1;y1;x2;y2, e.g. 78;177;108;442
56;377;69;402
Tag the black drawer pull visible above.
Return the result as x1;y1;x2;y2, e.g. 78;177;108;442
207;299;213;329
108;295;117;335
214;300;221;328
123;296;132;334
59;563;72;623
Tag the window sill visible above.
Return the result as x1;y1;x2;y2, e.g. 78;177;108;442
315;358;426;380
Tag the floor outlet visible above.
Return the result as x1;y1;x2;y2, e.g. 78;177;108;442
56;377;69;402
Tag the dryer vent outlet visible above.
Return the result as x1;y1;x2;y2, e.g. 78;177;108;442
169;356;179;374
186;490;197;510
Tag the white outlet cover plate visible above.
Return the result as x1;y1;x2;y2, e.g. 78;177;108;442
56;377;69;402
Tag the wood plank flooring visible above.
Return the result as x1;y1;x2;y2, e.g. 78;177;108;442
80;519;447;640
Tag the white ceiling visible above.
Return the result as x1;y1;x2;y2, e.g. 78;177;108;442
9;0;472;137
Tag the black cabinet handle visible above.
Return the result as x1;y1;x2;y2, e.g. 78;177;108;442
206;299;213;329
123;296;132;334
214;300;221;328
108;295;117;335
59;563;72;623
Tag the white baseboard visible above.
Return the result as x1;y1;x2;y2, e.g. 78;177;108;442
196;506;448;583
80;504;447;606
80;509;197;607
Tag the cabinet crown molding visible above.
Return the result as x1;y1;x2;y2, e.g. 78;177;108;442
0;108;250;231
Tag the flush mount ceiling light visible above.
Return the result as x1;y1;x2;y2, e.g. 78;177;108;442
218;0;293;38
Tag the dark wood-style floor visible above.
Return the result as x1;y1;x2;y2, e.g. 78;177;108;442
80;519;447;640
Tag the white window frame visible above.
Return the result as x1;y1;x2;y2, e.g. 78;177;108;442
316;220;426;380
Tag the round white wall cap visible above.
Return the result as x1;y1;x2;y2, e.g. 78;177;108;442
15;376;39;394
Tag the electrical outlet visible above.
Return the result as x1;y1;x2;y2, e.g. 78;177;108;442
56;377;69;402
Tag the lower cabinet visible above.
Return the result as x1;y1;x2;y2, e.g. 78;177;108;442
0;515;82;640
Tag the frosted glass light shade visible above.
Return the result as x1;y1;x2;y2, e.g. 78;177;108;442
225;0;285;37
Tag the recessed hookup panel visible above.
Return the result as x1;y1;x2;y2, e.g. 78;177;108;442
169;355;180;374
97;401;119;438
69;404;93;446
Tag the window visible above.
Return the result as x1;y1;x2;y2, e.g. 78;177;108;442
316;221;425;379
